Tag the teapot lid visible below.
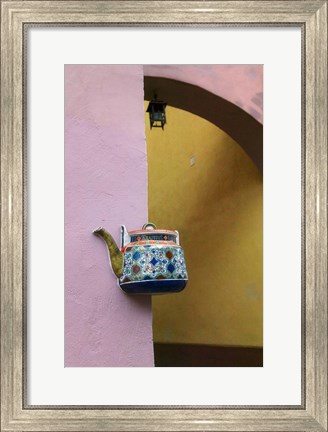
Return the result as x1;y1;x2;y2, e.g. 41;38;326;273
128;222;177;236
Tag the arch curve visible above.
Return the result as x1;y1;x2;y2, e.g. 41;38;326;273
144;76;263;173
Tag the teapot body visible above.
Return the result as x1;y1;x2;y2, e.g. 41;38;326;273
119;224;188;294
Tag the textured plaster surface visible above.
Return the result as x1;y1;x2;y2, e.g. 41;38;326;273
64;65;154;367
147;106;262;347
143;65;263;124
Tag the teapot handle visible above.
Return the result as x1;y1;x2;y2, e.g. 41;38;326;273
121;225;130;248
142;222;157;230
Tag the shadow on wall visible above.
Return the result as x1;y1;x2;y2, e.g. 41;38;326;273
145;104;263;367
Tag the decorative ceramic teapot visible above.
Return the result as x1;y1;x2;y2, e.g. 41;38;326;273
93;223;188;294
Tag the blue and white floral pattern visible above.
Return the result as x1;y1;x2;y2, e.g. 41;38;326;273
120;245;187;284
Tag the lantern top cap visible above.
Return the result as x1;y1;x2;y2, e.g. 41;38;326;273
146;100;167;112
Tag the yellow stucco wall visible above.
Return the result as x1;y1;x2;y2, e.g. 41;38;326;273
145;104;263;347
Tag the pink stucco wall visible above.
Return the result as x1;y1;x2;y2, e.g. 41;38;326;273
64;65;154;367
143;65;263;124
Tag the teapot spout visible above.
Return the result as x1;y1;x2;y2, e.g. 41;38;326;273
93;227;124;278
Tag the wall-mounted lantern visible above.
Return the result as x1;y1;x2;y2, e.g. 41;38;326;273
146;97;167;129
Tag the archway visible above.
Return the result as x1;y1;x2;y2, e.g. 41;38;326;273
144;76;263;173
